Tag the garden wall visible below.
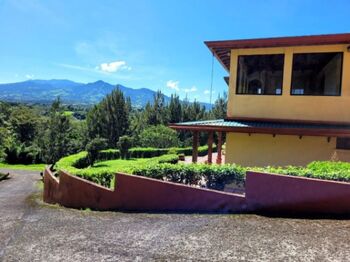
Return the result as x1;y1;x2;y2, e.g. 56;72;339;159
44;168;350;214
245;171;350;215
43;168;246;213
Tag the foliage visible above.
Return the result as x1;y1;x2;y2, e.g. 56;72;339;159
255;161;350;182
41;98;83;164
85;137;107;166
86;88;129;147
0;88;228;166
55;152;179;188
117;135;133;159
138;125;180;148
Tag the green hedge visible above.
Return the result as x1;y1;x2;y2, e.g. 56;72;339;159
73;145;216;165
55;152;179;188
257;161;350;182
132;163;246;190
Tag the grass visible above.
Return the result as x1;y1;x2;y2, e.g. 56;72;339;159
0;162;46;171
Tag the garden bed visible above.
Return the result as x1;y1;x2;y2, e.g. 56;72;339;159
55;149;350;193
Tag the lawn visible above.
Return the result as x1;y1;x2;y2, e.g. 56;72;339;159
0;163;46;172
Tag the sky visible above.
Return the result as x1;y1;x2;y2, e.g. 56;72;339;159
1;0;350;103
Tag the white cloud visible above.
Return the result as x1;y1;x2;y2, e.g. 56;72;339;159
184;86;197;93
25;74;34;79
166;80;179;91
97;61;131;73
204;89;215;95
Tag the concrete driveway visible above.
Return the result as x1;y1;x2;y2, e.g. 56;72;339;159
1;168;350;261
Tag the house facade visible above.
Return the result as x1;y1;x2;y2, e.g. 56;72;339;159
170;33;350;166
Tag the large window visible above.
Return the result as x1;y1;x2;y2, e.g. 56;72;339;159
236;54;284;95
291;52;343;96
336;137;350;150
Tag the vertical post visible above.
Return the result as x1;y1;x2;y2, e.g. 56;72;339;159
207;131;213;164
192;131;199;163
216;131;222;164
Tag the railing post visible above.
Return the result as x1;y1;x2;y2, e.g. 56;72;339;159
216;131;223;164
192;131;199;163
207;131;213;164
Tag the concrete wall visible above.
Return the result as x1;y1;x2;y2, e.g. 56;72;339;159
44;168;245;213
43;168;350;215
225;132;350;166
227;44;350;122
246;171;350;215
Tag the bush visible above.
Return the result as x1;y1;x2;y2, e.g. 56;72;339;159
117;136;133;159
55;151;180;188
4;143;42;164
98;149;120;161
132;163;246;190
139;125;180;148
85;137;107;166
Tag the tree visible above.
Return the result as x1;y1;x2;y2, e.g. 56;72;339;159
43;98;74;164
168;94;182;123
139;125;179;148
86;137;107;166
146;90;167;125
87;88;129;147
117;135;133;159
9;106;38;145
211;92;228;119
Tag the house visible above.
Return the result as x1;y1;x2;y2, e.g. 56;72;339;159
170;33;350;166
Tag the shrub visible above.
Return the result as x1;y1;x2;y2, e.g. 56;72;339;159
132;163;246;190
139;125;180;148
4;143;42;164
85;137;107;166
117;136;133;159
98;149;120;161
55;152;180;188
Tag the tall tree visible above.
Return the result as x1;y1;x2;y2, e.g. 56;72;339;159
43;98;73;164
87;88;129;147
211;92;228;119
168;94;182;123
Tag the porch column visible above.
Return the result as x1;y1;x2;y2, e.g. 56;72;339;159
216;131;223;164
207;131;213;164
192;131;199;163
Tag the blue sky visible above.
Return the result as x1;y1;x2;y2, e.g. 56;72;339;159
1;0;350;102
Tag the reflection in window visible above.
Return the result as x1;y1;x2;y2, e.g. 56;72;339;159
291;52;343;96
236;54;284;95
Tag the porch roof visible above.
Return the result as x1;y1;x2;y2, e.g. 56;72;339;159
169;119;350;137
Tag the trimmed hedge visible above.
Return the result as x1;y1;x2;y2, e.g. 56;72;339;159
55;152;179;188
97;145;217;161
132;163;246;190
257;161;350;182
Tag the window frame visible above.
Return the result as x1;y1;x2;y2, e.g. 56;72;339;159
235;53;285;96
290;52;344;97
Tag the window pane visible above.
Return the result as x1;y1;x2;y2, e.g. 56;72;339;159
236;54;284;95
291;52;343;96
336;137;350;150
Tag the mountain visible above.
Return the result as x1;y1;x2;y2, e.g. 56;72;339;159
0;79;212;108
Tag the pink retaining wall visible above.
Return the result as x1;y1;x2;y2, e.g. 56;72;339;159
245;171;350;215
43;168;245;212
43;168;350;214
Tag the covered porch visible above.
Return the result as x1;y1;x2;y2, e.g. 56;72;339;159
169;118;350;165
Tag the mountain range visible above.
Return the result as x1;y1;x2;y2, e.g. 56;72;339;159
0;79;212;108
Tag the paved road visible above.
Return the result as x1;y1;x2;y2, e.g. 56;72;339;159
1;169;350;261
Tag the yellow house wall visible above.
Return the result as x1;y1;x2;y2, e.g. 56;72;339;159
225;133;350;167
227;44;350;122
